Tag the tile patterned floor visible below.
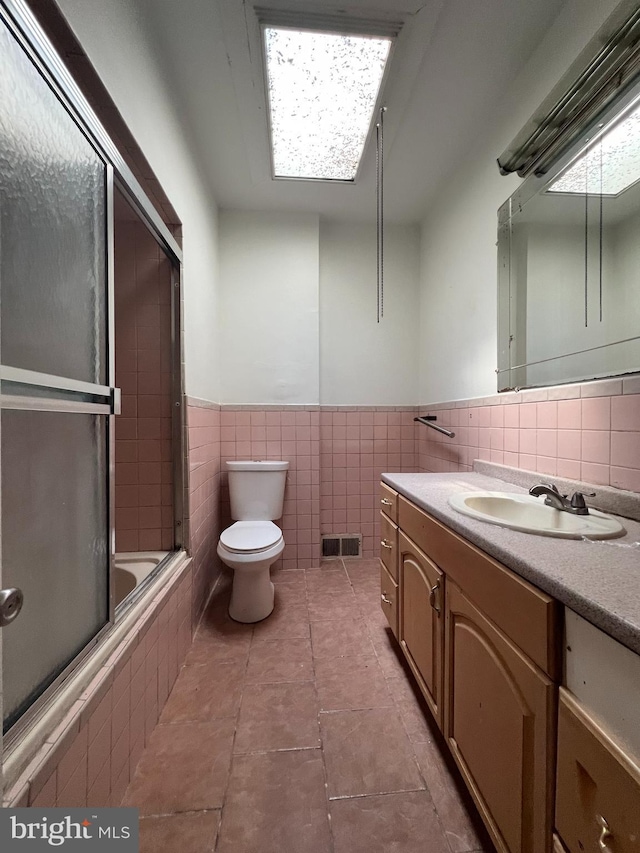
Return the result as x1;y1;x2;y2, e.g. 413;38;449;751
123;559;494;853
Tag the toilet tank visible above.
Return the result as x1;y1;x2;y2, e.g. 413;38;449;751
227;460;289;521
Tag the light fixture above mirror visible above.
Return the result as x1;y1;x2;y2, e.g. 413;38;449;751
547;98;640;197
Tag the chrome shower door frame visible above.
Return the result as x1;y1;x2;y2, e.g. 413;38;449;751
0;0;185;744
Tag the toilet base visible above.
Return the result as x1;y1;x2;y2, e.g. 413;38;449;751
228;564;275;623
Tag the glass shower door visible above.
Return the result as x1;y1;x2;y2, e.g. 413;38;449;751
0;7;117;733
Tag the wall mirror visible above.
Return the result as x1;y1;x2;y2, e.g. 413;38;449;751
497;67;640;391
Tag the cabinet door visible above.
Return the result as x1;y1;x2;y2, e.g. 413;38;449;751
399;531;444;729
556;688;640;853
445;580;555;853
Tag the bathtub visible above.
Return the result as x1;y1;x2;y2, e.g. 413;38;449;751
114;551;171;607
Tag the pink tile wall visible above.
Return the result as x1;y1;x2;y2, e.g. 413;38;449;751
320;409;417;557
4;564;193;809
417;379;640;492
219;407;321;570
187;402;223;622
114;219;174;552
216;406;416;566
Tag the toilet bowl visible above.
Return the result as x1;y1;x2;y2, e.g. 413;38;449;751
217;461;289;623
217;521;284;622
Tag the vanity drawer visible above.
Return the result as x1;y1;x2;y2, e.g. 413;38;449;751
556;688;640;853
380;562;398;638
380;512;398;579
380;482;398;523
398;495;560;678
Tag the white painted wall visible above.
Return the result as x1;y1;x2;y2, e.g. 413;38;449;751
418;0;625;404
55;0;221;402
319;221;420;405
217;211;320;405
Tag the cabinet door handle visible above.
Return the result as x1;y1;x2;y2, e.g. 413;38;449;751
381;592;393;606
381;498;393;506
596;815;612;852
429;580;441;614
380;539;393;550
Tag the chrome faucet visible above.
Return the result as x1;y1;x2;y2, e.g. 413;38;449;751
528;482;595;515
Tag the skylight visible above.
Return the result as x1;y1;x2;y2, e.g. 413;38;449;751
263;26;391;181
547;103;640;196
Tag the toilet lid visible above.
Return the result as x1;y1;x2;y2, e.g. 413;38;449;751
220;521;282;553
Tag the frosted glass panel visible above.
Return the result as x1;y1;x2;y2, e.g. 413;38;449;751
0;17;106;384
2;411;109;731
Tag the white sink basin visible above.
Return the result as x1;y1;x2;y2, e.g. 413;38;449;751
448;491;626;539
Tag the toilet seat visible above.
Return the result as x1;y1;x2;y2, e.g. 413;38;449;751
219;521;282;554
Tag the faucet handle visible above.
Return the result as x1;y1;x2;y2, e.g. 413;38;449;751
570;491;596;512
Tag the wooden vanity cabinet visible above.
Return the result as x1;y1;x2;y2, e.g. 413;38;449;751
445;580;556;853
398;531;444;729
555;688;640;853
381;483;561;853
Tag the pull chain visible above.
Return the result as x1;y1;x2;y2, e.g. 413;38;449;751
376;106;386;323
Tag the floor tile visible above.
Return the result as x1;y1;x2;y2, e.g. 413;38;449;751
139;810;219;853
413;738;490;853
311;616;375;659
198;599;253;639
245;638;313;684
388;676;434;744
125;565;494;853
234;681;320;753
217;750;331;853
183;628;252;667
320;707;425;798
305;569;352;595
123;720;235;814
369;626;408;677
315;655;393;711
160;661;243;723
345;560;381;588
251;604;310;641
306;558;347;573
273;582;308;607
307;590;359;622
355;591;389;628
347;558;380;569
330;791;449;853
272;568;306;586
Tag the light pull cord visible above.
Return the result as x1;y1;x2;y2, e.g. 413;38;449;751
376;106;386;323
584;158;589;328
599;138;603;322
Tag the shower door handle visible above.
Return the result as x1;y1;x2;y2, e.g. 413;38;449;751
111;387;122;415
0;587;24;627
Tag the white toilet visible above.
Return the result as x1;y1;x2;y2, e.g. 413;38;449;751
217;460;289;623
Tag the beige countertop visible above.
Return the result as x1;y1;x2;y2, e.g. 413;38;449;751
381;470;640;656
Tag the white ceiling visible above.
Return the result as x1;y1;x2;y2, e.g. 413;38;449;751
136;0;568;224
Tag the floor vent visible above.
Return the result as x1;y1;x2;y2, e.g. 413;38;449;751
321;534;361;558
